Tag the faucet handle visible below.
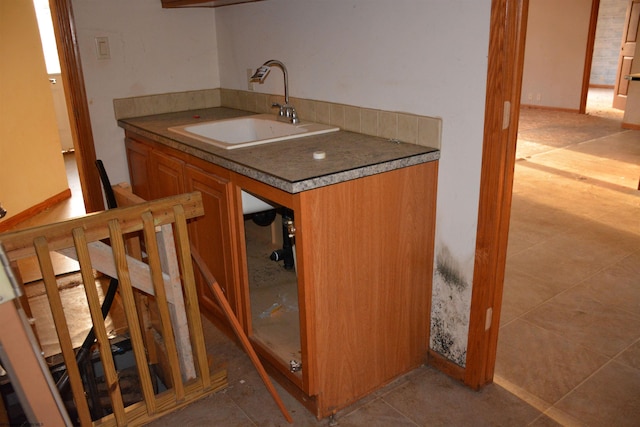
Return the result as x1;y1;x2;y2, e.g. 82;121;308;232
272;102;285;117
290;108;300;124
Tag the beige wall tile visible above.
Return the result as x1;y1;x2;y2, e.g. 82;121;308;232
361;108;378;137
114;89;221;119
243;91;258;112
255;93;270;113
116;89;441;148
379;111;397;140
344;106;361;132
398;113;418;144
221;88;239;109
237;91;250;111
293;97;316;122
316;101;331;124
418;116;443;149
330;103;345;128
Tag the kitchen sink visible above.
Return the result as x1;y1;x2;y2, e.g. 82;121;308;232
168;114;339;150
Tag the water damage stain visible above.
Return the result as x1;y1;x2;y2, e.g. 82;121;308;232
430;317;454;355
430;310;468;366
430;245;471;366
436;247;468;292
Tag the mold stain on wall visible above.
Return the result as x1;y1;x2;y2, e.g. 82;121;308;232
430;245;472;366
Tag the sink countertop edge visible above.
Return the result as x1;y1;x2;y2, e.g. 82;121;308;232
118;107;440;194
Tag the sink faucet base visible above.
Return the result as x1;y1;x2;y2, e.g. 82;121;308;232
251;60;300;124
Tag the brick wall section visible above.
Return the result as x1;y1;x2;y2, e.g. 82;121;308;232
591;0;628;86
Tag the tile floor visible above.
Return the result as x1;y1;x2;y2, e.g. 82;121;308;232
494;90;640;427
7;89;639;425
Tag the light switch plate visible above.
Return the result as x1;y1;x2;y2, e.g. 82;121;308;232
95;36;111;60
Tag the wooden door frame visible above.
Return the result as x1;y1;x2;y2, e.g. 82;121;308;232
464;0;528;388
49;0;104;213
580;0;601;114
51;0;529;388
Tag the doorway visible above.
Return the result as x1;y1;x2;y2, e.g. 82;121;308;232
32;0;84;217
492;0;640;422
590;0;632;115
38;0;104;215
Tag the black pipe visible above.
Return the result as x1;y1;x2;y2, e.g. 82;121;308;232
57;160;120;395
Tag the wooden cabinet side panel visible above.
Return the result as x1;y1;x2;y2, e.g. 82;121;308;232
125;138;152;201
299;162;438;415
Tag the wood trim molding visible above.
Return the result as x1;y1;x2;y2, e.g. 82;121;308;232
589;84;615;89
0;189;71;233
427;350;465;382
520;104;580;114
464;0;529;389
49;0;104;213
622;121;640;130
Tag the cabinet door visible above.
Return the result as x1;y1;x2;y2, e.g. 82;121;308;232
125;137;152;200
149;150;186;199
184;164;240;323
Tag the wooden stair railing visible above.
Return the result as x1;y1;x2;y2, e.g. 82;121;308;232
112;184;293;424
0;192;226;426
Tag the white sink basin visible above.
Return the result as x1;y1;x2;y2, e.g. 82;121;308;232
168;114;339;150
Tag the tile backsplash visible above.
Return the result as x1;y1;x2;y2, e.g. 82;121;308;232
114;88;442;149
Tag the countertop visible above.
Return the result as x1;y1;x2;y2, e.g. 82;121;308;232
118;107;440;193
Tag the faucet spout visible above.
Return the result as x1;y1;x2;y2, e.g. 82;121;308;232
250;60;299;123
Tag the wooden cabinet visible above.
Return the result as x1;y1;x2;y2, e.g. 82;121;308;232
125;137;151;200
124;133;241;331
231;160;438;418
124;130;438;419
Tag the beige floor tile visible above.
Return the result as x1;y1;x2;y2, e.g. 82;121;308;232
507;242;602;289
500;265;568;326
552;222;638;262
578;251;640;315
593;202;640;237
145;393;255;427
616;340;640;371
496;319;608;404
523;285;640;357
381;366;543;426
333;399;419;427
555;361;640;427
561;129;640;165
507;196;591;251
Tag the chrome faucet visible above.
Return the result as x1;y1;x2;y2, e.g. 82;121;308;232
250;60;299;124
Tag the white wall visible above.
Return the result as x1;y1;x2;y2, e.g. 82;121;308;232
216;0;491;366
72;0;219;184
521;0;592;110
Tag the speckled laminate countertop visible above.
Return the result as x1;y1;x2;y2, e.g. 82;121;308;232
118;107;440;193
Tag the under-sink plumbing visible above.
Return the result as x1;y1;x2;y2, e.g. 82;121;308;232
250;60;300;124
